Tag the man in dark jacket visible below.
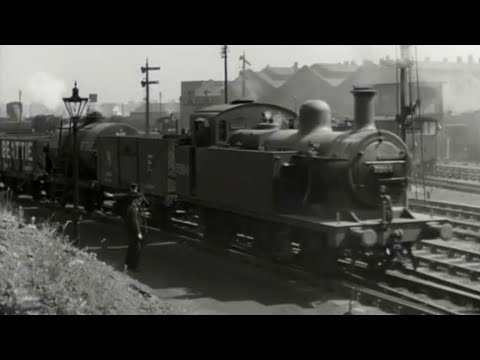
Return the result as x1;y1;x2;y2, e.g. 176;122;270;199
124;183;148;272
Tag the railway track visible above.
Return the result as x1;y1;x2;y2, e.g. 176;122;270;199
342;263;479;315
407;198;480;295
14;196;480;315
417;176;480;194
167;217;480;315
435;163;480;182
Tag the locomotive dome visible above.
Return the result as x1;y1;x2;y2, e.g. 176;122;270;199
298;100;332;135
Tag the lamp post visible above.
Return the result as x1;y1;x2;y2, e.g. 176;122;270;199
63;82;88;246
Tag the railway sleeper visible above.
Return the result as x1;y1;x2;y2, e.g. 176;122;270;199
417;254;480;281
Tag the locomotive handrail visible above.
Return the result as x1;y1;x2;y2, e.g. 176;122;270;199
365;160;406;165
377;177;408;183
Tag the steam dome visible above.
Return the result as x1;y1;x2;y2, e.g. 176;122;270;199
298;100;332;134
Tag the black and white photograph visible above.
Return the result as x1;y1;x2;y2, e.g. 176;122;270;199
0;44;478;316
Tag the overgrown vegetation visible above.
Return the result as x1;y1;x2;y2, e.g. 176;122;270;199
0;203;175;315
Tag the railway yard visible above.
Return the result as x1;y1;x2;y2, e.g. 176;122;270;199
4;45;480;316
2;106;480;315
3;105;480;315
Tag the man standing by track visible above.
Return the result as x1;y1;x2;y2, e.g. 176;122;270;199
124;183;149;272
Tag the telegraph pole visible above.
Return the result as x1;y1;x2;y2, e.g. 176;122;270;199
0;45;2;118
141;58;160;136
221;46;229;104
159;91;164;119
397;45;415;143
239;51;251;98
19;90;22;122
397;45;418;209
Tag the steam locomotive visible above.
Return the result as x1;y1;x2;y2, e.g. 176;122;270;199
0;88;453;275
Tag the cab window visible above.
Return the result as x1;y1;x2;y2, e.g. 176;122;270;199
422;121;437;136
230;118;246;131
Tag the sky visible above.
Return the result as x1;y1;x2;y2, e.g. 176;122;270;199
1;45;480;109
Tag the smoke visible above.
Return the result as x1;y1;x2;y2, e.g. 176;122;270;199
112;105;122;116
442;77;480;113
27;72;67;110
353;45;377;61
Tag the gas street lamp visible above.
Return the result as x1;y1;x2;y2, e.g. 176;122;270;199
63;81;89;246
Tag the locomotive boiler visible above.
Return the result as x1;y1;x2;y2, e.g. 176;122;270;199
231;88;409;212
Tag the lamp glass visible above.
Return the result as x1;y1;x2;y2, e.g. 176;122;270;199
63;82;89;119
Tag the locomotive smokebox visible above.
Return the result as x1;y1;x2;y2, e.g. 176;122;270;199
298;100;332;135
352;87;377;132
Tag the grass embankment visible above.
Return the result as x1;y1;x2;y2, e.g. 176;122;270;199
0;204;175;315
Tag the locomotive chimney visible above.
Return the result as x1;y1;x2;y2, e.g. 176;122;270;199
351;87;377;132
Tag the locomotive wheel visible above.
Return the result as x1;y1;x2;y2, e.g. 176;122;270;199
365;255;390;274
151;203;169;231
83;198;96;214
254;223;273;256
203;209;235;249
300;233;339;277
30;181;43;201
253;223;293;263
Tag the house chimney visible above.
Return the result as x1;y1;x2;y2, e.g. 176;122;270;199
352;87;377;132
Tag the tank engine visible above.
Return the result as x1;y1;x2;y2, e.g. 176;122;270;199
183;87;452;272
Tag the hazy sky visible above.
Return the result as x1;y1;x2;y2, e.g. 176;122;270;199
1;45;480;108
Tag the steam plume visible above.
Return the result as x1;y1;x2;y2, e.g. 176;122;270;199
27;72;67;110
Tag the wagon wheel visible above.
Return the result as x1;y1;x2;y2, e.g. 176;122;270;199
31;181;43;201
